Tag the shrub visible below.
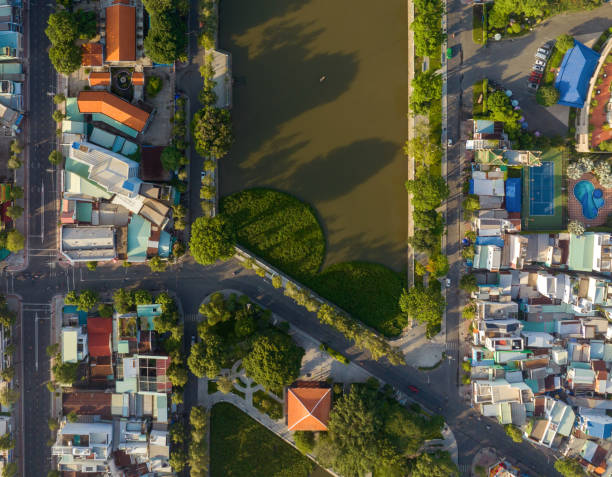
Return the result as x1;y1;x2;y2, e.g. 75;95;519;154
319;343;349;364
568;220;585;236
48;150;63;165
86;261;97;271
293;431;315;455
536;85;560;106
146;75;163;97
504;424;523;443
556;34;574;53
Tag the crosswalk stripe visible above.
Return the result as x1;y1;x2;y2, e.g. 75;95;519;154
184;314;200;322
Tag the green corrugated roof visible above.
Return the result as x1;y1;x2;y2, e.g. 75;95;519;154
76;201;92;223
475;149;505;165
569;233;595;271
65;156;90;179
65;97;84;121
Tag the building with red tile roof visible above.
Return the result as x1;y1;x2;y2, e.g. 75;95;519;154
105;2;136;62
82;43;104;66
77;91;150;133
87;317;112;358
89;72;111;87
286;382;331;431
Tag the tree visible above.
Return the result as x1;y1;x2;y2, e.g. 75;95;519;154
410;71;443;115
5;230;24;252
167;362;188;387
9;140;21;154
459;274;478;293
411;451;458;477
67;410;78;422
86;261;97;271
409;228;441;254
462;194;480;212
427;254;448;278
556;34;574;53
134;289;153;305
144;10;186;64
9;187;22;203
504;424;523;443
48;43;82;75
0;387;18;407
76;290;98;312
189;216;235;265
234;314;256;338
554;458;586;477
203;159;216;171
170;422;187;444
537;85;560;106
405;169;449;210
404;135;443;166
47;472;61;477
52;110;65;123
0;434;14;451
45;10;78;45
48;150;64;165
191;106;233;158
98;303;113;318
216;375;234;394
46;343;60;357
187;336;222;378
399;286;445;328
294;431;315;455
7;156;20;170
242;333;304;394
149;256;167;272
160;145;183;171
3;462;17;477
0;366;14;382
53;361;78;385
53;93;66;104
411;0;444;57
568;220;585;236
271;275;283;288
113;288;134;314
146;75;163;97
200;185;216;200
6;205;23;220
169;448;188;472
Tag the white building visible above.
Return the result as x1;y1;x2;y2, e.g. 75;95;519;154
61;327;88;363
51;421;113;474
60;225;116;263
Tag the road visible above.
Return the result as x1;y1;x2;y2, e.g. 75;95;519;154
15;0;568;475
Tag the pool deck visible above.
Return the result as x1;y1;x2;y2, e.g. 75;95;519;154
568;173;612;227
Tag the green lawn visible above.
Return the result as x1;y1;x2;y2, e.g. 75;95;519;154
223;189;406;337
543;45;564;86
472;79;488;117
211;402;328;477
222;188;326;282
472;5;486;45
521;148;566;231
252;390;283;420
310;262;406;337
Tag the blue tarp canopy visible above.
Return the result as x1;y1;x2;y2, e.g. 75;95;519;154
505;178;522;213
555;41;600;108
469;179;474;194
476;236;505;248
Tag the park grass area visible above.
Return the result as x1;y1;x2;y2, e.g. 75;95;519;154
472;5;487;45
543;44;564;86
222;188;326;282
310;262;406;337
521;148;566;231
252;390;283;420
223;189;406;337
211;402;327;477
473;79;488;117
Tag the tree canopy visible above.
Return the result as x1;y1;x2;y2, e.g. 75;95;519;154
191;106;233;158
399;285;445;334
556;34;575;53
160;145;183;171
411;0;443;57
405;169;449;210
6;230;24;253
243;333;304;394
554;458;586;477
113;288;134;314
410;71;443;116
189;216;235;265
143;0;186;64
187;335;222;378
537;85;560;106
411;451;459;477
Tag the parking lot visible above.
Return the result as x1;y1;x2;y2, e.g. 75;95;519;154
459;7;611;136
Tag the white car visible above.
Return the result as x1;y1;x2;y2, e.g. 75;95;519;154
537;47;550;56
534;59;547;67
447;138;453;147
445;278;451;288
533;64;545;72
535;52;548;61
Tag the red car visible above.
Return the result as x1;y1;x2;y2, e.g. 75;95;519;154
530;72;543;79
408;385;419;393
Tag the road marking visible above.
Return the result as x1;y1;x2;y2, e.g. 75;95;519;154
459;464;470;475
446;340;459;350
184;314;200;323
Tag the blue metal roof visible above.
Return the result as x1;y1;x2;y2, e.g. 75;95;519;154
505;178;522;213
555;41;600;108
587;420;612;439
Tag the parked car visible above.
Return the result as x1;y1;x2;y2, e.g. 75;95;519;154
533;64;545;72
535;52;548;61
537;47;550;56
530;72;543;79
534;59;547;67
408;385;419;393
527;82;539;91
447;138;453;146
445;278;451;288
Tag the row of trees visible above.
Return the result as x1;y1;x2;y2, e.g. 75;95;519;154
45;10;97;74
412;0;444;57
142;0;187;64
311;381;455;476
399;282;445;338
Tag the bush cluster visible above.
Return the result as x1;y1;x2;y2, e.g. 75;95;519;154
142;0;187;64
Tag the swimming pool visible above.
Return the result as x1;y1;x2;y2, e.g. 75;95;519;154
574;180;605;219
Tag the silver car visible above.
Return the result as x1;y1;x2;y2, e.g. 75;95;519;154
534;59;547;67
533;64;545;72
535;52;548;61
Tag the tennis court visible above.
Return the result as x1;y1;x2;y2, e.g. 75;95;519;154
529;161;554;216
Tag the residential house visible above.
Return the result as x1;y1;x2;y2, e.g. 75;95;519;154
286;382;332;431
60;225;116;263
61;327;88;363
51;421;113;473
105;0;136;63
